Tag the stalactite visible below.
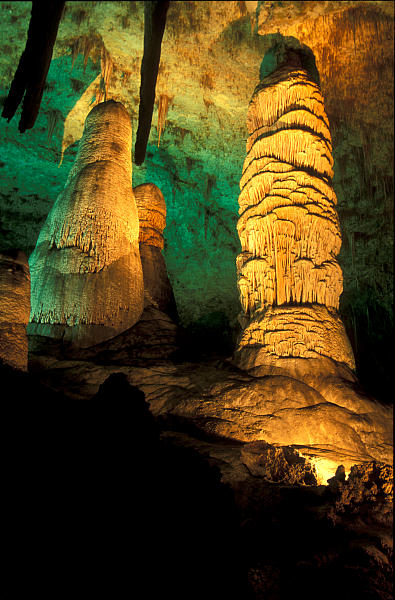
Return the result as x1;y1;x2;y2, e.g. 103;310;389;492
157;93;170;147
70;35;98;73
28;101;144;348
46;108;63;143
100;46;113;101
236;56;355;370
1;0;65;133
134;1;170;165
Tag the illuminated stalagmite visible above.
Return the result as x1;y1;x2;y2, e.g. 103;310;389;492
28;101;144;348
0;250;30;370
235;51;355;371
134;183;178;321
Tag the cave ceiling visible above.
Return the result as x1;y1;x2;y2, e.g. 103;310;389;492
0;1;393;396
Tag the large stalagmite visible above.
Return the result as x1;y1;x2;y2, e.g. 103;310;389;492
234;50;355;373
28;100;144;348
60;183;179;364
134;182;178;321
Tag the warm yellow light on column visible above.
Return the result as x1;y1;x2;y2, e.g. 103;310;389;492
236;51;355;369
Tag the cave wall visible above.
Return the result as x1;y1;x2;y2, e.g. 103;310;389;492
0;1;393;398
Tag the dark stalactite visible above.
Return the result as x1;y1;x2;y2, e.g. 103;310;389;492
134;1;170;166
1;0;65;133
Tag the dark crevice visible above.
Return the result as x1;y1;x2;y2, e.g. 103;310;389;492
240;154;333;191
248;125;333;156
248;104;330;136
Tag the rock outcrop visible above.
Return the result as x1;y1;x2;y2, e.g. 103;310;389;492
134;182;178;322
0;249;30;370
28;100;144;348
240;441;318;485
27;351;393;485
235;50;355;373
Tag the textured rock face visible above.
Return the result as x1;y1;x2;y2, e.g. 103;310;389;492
28;350;393;485
28;100;144;348
328;461;393;526
235;54;355;371
134;183;178;321
0;250;30;370
240;441;318;485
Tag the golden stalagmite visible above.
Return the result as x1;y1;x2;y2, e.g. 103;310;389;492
0;250;31;370
28;100;144;348
134;183;178;321
235;51;355;370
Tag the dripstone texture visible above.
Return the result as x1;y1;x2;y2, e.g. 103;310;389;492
28;100;144;348
235;55;355;371
0;249;30;370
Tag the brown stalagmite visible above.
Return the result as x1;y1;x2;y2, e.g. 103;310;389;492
134;183;178;321
28;100;144;348
235;57;355;370
135;182;167;250
0;250;31;370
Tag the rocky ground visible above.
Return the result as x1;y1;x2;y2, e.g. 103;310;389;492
3;321;393;599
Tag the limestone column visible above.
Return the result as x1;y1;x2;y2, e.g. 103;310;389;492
0;250;30;370
134;183;178;321
235;51;355;372
28;100;144;348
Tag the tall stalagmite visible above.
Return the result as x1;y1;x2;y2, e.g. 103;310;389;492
0;250;30;370
134;182;178;321
28;100;144;348
235;51;355;371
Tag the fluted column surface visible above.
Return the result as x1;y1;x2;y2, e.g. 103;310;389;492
236;64;355;369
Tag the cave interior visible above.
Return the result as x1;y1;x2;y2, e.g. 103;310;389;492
0;2;393;599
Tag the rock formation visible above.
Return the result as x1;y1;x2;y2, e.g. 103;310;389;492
29;182;180;362
0;250;30;370
28;100;144;348
235;50;355;374
134;182;178;321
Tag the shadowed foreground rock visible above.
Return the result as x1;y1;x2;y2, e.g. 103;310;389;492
7;363;392;599
3;368;250;600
